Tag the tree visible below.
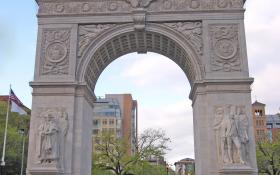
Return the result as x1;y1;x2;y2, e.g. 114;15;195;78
0;101;30;174
256;133;280;175
93;128;171;175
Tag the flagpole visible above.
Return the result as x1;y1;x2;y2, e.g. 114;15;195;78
1;85;11;167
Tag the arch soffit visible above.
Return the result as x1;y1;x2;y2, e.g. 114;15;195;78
77;23;204;91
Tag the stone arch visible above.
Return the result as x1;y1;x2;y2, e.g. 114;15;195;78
27;1;259;174
77;23;204;93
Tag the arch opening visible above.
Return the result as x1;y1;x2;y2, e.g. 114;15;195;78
93;52;194;172
78;24;204;95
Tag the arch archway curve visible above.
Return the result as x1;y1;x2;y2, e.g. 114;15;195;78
77;23;204;95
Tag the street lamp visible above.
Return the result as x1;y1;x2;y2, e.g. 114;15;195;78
18;129;26;175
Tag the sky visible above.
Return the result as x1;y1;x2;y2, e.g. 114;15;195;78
1;0;280;165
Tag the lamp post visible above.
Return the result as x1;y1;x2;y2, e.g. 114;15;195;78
19;129;26;175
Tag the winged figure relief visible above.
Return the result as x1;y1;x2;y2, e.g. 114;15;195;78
125;0;156;8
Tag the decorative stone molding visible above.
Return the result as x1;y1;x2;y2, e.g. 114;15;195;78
35;107;69;172
40;29;70;75
125;0;157;8
164;22;203;55
209;24;241;72
213;105;250;166
132;9;147;31
37;0;244;16
78;24;116;57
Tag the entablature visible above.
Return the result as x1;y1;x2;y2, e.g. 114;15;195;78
36;0;245;17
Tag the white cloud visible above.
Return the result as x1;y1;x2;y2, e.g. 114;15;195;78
121;52;189;88
245;0;280;114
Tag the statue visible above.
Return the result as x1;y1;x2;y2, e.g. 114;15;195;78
38;111;59;163
214;105;249;165
36;108;69;167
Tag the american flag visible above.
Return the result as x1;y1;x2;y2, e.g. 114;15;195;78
10;89;24;106
9;89;27;115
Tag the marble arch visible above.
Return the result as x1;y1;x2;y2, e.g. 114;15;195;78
77;23;204;92
27;0;258;175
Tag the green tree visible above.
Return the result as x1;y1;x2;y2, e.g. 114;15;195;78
0;101;30;175
93;128;171;175
256;133;280;175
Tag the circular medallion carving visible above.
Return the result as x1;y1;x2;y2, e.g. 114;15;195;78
55;4;65;13
108;2;118;11
217;0;228;8
163;0;172;10
214;39;237;60
82;3;91;12
46;42;67;63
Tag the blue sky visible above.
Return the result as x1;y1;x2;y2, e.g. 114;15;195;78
1;0;280;164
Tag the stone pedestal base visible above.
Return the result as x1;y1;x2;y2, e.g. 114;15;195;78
28;168;61;175
219;165;257;175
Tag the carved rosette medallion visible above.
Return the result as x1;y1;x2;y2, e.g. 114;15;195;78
40;29;70;75
164;22;203;55
35;108;69;171
37;0;244;16
209;24;241;72
213;105;250;166
78;24;116;57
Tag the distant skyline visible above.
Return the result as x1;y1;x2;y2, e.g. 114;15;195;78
1;0;280;165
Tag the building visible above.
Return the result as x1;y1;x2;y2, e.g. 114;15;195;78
174;158;195;175
251;101;267;142
251;101;280;142
92;97;122;151
266;114;280;142
92;94;138;155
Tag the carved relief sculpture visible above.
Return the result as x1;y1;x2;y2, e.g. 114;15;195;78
40;29;70;75
125;0;157;8
36;108;69;170
165;22;203;55
213;105;249;165
209;24;241;72
37;0;244;16
78;24;116;57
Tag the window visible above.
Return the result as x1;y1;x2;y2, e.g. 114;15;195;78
102;119;107;125
109;119;114;125
93;129;99;135
93;119;99;126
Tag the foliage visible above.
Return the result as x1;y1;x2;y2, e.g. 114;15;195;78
256;133;280;175
0;101;30;175
92;128;171;175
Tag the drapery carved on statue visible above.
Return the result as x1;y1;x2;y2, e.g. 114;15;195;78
36;108;69;170
164;22;203;55
213;105;249;166
78;24;116;57
40;29;70;75
209;24;241;72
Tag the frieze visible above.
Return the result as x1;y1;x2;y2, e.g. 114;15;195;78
37;0;244;16
164;22;203;55
78;24;116;57
40;29;70;75
209;24;241;72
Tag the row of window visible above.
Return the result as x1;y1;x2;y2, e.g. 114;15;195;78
93;119;115;126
